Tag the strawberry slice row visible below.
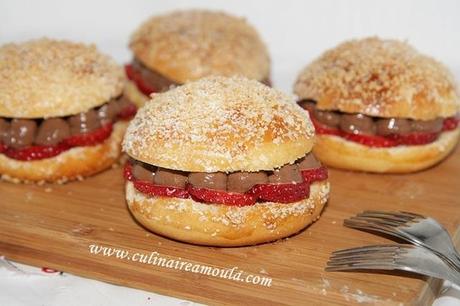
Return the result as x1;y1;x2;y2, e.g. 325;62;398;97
2;123;113;161
124;163;328;206
125;64;156;96
311;115;459;148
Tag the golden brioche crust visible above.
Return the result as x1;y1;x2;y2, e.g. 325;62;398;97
124;79;150;108
0;121;127;183
126;180;329;246
313;128;460;173
0;38;125;118
123;76;315;172
129;10;270;84
294;37;460;120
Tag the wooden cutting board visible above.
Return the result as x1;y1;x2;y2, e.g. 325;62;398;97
1;148;459;305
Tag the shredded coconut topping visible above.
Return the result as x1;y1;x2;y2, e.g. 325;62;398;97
123;76;314;172
0;38;125;118
130;10;270;83
294;37;460;120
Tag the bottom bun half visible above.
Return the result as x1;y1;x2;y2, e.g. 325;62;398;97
313;128;460;173
0;121;128;183
126;180;330;247
124;80;151;108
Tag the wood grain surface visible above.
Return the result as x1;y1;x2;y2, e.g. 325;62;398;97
1;147;459;305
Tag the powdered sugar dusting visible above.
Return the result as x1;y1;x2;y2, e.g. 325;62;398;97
294;37;460;120
0;38;125;118
123;76;314;172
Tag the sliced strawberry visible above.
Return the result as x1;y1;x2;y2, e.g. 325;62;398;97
4;143;70;161
301;166;328;183
133;181;189;199
64;123;113;147
249;182;310;204
123;162;134;181
125;64;156;96
188;185;256;206
388;132;438;146
118;103;137;120
443;117;459;131
0;143;6;153
342;132;398;147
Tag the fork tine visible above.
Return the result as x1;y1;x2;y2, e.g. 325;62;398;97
331;244;401;255
359;210;417;221
326;262;397;272
398;211;425;219
351;214;408;227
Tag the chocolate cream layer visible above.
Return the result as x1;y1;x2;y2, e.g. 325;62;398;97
130;152;321;193
298;100;446;135
131;58;271;92
0;95;132;149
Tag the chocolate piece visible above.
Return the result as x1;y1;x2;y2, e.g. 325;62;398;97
98;100;120;124
268;164;302;184
298;153;321;170
411;118;443;133
340;113;376;135
35;118;70;146
154;168;188;188
376;118;411;136
227;172;268;193
314;109;341;128
0;118;9;144
132;59;177;92
68;109;101;135
188;172;227;191
5;119;37;149
133;163;156;182
297;100;316;113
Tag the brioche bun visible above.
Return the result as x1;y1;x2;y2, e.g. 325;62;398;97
294;37;460;120
0;121;127;183
0;38;125;118
129;10;270;84
313;128;459;173
126;180;329;246
123;76;314;172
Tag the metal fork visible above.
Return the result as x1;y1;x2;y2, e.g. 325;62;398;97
326;244;460;285
344;211;460;272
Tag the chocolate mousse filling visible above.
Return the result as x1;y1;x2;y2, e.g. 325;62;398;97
0;95;135;151
129;58;271;93
297;99;453;137
129;152;322;193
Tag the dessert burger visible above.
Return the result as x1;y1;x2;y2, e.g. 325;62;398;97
124;9;270;107
295;37;460;173
123;76;329;246
0;39;137;183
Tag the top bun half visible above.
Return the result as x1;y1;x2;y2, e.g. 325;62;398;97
123;76;314;172
129;10;270;84
0;38;125;118
294;37;460;120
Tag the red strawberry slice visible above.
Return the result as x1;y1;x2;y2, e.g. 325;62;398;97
188;185;256;206
310;116;342;136
249;182;310;203
123;162;134;181
301;166;328;183
4;143;70;161
118;103;137;120
443;117;459;131
0;143;6;153
342;132;398;147
133;181;190;199
64;123;113;147
388;132;438;146
125;64;156;96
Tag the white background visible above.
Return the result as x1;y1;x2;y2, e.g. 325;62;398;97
1;0;459;91
1;1;459;305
